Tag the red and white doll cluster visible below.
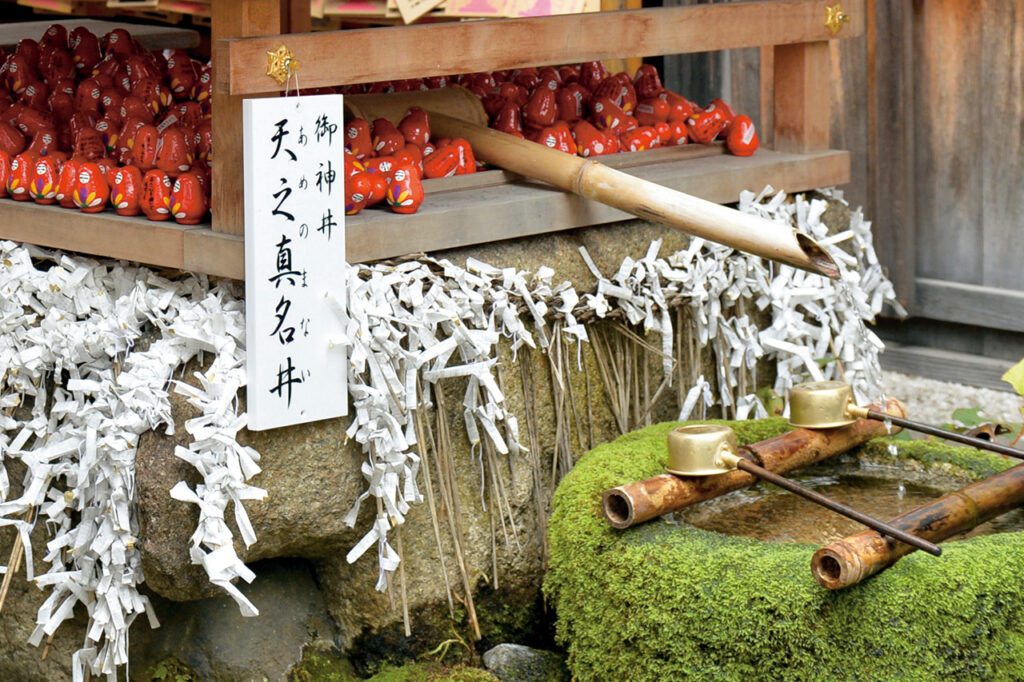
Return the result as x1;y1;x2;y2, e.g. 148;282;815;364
344;107;481;217
341;61;759;160
0;24;211;224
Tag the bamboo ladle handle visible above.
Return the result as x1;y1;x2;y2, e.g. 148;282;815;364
852;407;1024;461
346;88;839;279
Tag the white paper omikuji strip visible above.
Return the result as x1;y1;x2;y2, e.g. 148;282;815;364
0;187;900;677
0;241;257;680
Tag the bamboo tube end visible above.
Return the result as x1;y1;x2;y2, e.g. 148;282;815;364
811;542;864;590
795;232;839;279
602;488;635;529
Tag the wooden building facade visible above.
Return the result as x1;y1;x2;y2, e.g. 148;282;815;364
665;0;1024;390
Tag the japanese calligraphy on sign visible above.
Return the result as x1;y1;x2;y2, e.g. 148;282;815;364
243;95;348;430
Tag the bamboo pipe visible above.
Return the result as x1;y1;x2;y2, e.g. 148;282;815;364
345;89;839;279
601;398;906;529
811;463;1024;590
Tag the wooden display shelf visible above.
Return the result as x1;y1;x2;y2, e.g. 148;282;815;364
0;200;196;270
209;0;862;240
0;0;864;280
0;146;847;280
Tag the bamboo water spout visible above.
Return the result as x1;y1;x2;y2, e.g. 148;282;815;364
811;463;1024;590
601;398;906;529
345;87;839;279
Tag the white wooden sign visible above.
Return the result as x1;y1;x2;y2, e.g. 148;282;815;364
243;94;348;430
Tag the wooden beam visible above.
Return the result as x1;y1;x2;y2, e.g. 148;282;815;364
211;0;283;236
772;40;830;153
914;278;1024;335
217;0;865;95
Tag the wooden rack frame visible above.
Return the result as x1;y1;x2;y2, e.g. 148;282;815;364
0;0;863;280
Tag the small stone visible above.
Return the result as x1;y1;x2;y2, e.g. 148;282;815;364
482;643;568;682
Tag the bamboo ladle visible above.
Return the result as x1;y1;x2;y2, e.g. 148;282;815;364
345;87;839;279
667;424;941;556
788;381;1024;461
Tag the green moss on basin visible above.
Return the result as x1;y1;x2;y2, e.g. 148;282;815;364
545;419;1024;681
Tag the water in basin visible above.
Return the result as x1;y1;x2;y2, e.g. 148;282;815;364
673;461;1024;545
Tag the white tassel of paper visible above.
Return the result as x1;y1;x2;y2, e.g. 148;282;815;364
0;185;902;678
0;241;257;679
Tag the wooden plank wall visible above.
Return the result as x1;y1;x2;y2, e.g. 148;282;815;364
979;0;1024;295
661;0;1024;384
913;1;983;286
906;1;1024;367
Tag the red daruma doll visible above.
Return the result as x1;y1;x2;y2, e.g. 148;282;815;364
0;151;12;198
28;155;59;204
55;157;81;208
6;153;34;201
385;163;423;214
72;162;109;213
170;171;207;224
140;169;172;221
109;165;143;216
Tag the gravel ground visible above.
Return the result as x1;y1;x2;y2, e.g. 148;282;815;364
882;370;1023;427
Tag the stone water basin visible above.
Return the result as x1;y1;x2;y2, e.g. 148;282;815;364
545;418;1024;682
675;456;1024;544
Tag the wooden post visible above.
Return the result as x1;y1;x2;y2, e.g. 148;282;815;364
870;0;916;310
773;41;830;153
211;0;284;235
758;45;775;148
283;0;312;34
600;0;643;76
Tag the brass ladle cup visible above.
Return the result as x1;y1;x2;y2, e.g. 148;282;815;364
788;381;1024;461
667;424;941;556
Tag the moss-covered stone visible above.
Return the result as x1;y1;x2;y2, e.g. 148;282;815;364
288;647;360;682
367;663;497;681
545;419;1024;681
288;655;495;682
144;658;199;682
859;437;1015;481
288;648;499;681
348;582;551;675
